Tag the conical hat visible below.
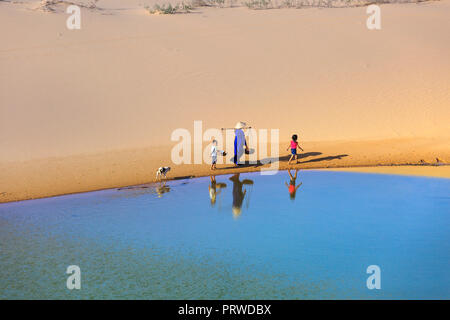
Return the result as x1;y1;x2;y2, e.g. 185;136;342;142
235;121;246;129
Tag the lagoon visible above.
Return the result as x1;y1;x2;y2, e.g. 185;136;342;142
0;170;449;299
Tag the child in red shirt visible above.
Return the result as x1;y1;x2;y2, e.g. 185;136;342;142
286;134;304;165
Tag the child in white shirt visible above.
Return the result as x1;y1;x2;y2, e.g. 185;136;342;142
211;139;224;170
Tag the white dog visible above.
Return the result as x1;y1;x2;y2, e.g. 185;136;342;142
156;166;171;180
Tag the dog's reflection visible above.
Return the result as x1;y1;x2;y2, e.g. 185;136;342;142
229;173;254;219
155;181;170;198
209;176;226;207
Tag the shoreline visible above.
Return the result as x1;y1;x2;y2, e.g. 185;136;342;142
0;164;448;204
1;136;449;204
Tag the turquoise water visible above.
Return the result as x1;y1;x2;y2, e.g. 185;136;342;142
0;170;449;299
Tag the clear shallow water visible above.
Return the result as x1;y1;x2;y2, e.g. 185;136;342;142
0;170;449;299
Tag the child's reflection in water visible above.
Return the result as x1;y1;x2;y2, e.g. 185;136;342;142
155;181;170;198
285;169;302;200
209;176;226;207
229;173;253;219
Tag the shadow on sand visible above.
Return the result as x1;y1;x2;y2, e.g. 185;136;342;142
298;154;348;164
221;152;348;170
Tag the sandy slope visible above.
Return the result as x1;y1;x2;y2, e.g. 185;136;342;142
1;1;449;202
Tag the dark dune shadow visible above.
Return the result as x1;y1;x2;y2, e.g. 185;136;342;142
298;154;348;164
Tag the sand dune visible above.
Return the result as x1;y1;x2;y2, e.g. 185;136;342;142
0;0;449;202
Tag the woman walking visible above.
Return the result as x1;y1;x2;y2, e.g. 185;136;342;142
233;122;249;166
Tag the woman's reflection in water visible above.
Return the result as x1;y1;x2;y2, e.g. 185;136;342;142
285;169;302;200
155;181;170;198
209;176;227;207
229;173;254;219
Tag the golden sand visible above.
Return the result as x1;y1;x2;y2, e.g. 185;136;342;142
1;1;449;202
